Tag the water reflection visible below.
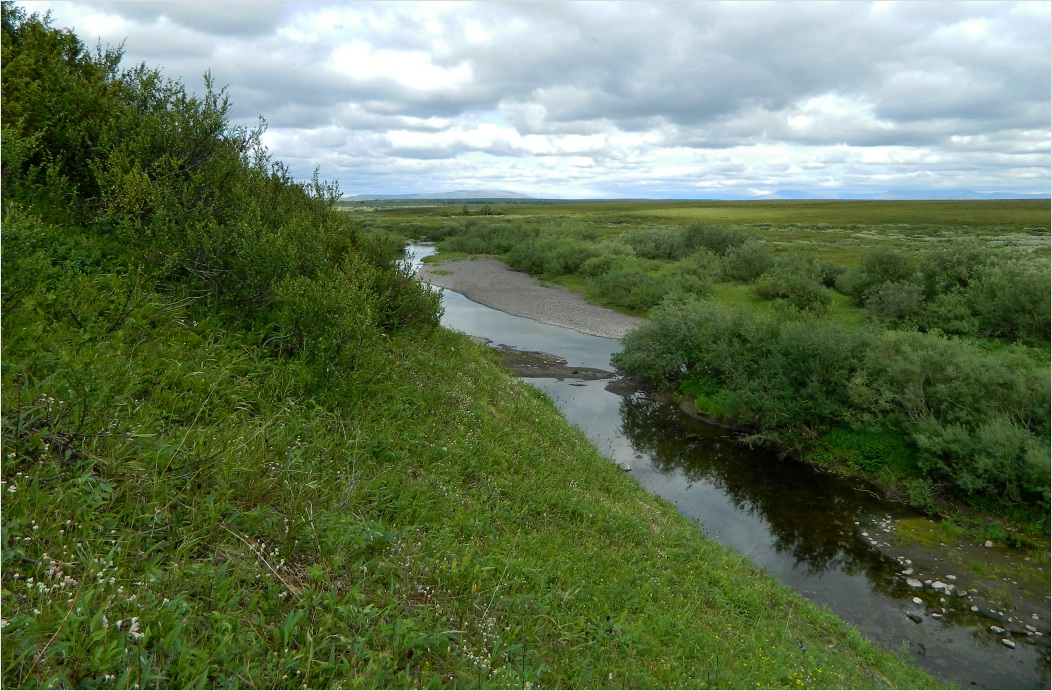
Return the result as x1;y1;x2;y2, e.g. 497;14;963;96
617;391;898;581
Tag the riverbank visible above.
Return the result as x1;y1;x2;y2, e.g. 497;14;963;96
417;254;645;338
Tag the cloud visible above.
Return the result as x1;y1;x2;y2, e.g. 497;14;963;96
25;0;1051;198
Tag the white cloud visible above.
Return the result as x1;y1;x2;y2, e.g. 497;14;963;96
22;0;1051;198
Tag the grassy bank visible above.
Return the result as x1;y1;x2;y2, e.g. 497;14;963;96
2;6;940;688
1;217;938;688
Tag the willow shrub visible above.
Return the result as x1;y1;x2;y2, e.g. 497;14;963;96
616;297;1050;520
2;3;441;368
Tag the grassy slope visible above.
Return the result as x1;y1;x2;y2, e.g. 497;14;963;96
1;217;940;689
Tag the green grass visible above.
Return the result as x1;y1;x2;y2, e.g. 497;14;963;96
1;219;940;689
369;198;1048;229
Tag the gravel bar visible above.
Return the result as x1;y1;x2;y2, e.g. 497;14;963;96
416;256;645;339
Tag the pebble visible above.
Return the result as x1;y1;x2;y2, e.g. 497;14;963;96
984;540;994;548
945;574;956;581
1002;639;1016;649
906;578;924;589
907;612;923;623
970;605;979;613
930;612;943;620
991;625;1006;635
901;567;914;576
912;597;924;605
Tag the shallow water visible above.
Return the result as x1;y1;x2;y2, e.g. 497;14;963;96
410;245;1049;689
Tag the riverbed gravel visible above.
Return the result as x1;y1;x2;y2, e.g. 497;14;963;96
416;256;645;339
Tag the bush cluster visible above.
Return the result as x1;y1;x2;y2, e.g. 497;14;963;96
615;298;1050;522
837;244;1049;344
2;4;441;369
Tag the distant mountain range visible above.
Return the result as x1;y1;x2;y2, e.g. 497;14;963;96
347;190;534;200
346;188;1048;202
746;189;1049;201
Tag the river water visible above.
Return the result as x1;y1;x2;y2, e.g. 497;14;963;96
408;245;1049;689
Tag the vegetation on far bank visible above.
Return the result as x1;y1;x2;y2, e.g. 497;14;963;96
364;198;1050;533
2;6;943;689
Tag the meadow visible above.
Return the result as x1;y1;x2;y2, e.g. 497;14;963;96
2;7;942;688
350;198;1051;533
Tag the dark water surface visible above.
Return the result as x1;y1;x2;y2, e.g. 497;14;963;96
410;245;1049;689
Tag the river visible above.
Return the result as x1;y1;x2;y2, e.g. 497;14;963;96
408;244;1050;689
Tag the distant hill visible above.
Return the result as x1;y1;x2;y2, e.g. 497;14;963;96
753;189;1049;201
347;190;534;200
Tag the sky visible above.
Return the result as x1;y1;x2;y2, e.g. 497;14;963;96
23;1;1052;199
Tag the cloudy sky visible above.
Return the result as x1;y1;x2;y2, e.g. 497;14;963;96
26;1;1052;199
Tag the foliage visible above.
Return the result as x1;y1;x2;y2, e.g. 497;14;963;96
723;240;776;282
679;222;748;256
754;259;835;313
616;298;1050;523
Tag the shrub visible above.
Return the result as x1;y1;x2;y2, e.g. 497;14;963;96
617;298;1050;516
836;247;915;303
440;220;533;255
624;228;686;260
504;221;599;275
590;265;676;312
920;240;998;296
967;261;1051;344
754;260;834;313
724;241;776;282
679;222;747;256
578;240;636;277
862;279;926;327
918;290;981;337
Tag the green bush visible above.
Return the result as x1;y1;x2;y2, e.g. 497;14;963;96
754;260;834;313
862;279;926;327
440;220;534;255
590;264;676;312
835;247;915;302
504;222;599;275
616;297;1050;518
624;228;687;260
967;261;1050;344
1;2;441;362
679;222;748;256
724;241;776;282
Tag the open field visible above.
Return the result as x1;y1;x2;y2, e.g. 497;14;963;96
348;199;1049;269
